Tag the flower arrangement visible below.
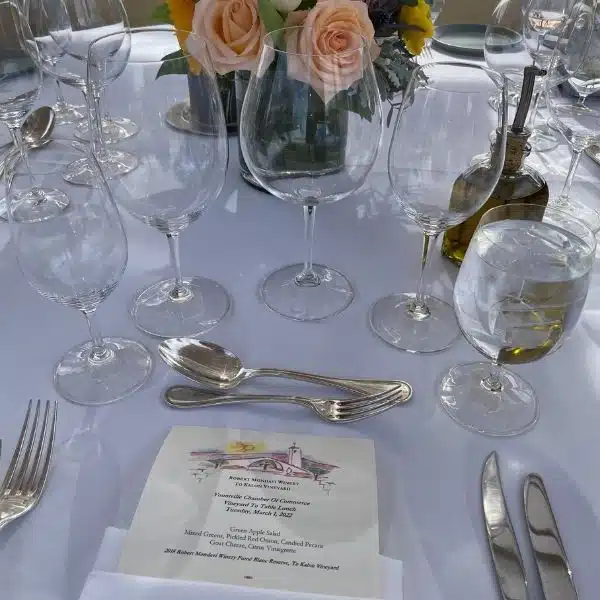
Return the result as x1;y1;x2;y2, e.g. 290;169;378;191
153;0;434;114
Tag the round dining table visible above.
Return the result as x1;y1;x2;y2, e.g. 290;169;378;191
1;44;600;600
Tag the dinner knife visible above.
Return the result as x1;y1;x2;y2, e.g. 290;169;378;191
481;452;529;600
524;474;579;600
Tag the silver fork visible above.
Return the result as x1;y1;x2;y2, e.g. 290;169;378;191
164;384;411;423
0;400;57;532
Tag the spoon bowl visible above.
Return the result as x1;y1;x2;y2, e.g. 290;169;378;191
159;338;413;399
23;105;55;149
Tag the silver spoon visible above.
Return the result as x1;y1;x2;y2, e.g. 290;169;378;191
165;385;409;423
0;106;55;180
159;338;413;398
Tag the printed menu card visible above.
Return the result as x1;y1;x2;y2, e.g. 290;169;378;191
118;426;381;598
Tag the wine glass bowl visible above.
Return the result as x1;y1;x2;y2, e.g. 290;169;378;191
440;203;596;436
6;139;153;405
102;28;230;338
370;62;508;354
239;27;383;321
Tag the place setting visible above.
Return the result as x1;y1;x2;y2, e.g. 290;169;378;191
2;0;600;598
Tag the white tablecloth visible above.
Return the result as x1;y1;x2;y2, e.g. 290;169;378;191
1;48;600;600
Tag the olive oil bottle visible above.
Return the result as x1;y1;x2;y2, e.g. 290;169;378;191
442;67;550;266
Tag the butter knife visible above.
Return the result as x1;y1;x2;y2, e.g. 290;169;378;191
524;474;579;600
481;452;529;600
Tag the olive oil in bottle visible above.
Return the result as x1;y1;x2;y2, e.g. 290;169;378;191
441;66;549;266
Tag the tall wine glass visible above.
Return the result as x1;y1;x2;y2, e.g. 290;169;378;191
484;0;566;151
22;0;138;185
370;62;508;353
545;0;600;232
0;0;69;220
6;139;153;405
440;203;595;436
97;29;230;338
240;27;383;321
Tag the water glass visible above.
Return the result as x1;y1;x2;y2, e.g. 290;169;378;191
440;203;596;436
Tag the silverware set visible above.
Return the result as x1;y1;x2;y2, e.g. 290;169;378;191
482;452;578;600
159;337;413;422
0;400;57;532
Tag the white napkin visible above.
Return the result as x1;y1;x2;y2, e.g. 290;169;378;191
79;528;403;600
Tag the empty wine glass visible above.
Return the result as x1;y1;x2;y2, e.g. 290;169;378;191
240;27;383;321
440;203;595;436
0;0;69;220
544;0;600;231
370;62;508;353
5;139;153;405
97;28;230;338
22;0;138;185
485;0;566;151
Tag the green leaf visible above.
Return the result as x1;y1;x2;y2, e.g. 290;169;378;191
156;49;188;79
151;2;171;23
258;0;284;34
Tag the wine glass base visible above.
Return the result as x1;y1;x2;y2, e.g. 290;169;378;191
0;187;70;222
75;117;139;143
549;197;600;233
529;127;558;152
260;263;354;321
54;337;153;406
130;276;231;338
63;151;138;186
52;101;85;125
369;293;459;353
439;362;538;436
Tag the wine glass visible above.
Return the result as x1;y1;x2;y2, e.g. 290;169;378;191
544;0;600;232
370;62;508;353
240;27;383;321
484;0;566;151
0;0;69;220
22;0;138;185
440;203;595;436
97;28;230;338
5;139;153;405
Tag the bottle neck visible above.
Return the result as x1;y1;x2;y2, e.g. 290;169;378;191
493;127;531;175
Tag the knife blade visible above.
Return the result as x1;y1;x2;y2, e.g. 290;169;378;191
481;452;529;600
524;474;579;600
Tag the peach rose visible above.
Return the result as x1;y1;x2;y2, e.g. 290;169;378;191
284;0;377;103
187;0;265;75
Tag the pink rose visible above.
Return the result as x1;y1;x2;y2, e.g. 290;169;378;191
284;0;378;103
188;0;265;75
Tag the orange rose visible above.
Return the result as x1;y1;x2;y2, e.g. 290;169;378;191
284;0;377;103
188;0;265;75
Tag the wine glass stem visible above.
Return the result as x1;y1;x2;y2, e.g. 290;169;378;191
82;310;112;363
83;89;106;158
481;360;503;393
558;149;583;204
167;232;191;301
526;89;541;130
55;79;66;108
413;232;437;316
295;204;320;287
8;126;35;185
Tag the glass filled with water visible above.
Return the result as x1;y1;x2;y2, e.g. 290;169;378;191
440;203;596;436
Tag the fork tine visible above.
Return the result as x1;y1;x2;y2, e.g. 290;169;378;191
23;401;50;495
0;400;33;495
336;389;404;417
31;401;56;499
335;387;404;412
340;398;401;422
10;400;41;493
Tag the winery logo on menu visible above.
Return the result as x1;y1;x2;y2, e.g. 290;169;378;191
189;441;339;493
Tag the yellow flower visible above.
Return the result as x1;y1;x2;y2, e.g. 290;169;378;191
400;0;434;56
166;0;201;73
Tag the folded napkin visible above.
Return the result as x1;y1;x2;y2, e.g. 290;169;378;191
79;528;403;600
